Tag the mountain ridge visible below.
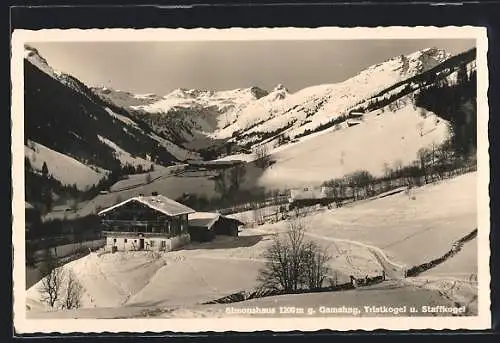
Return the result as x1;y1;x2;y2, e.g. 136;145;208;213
92;47;459;149
22;44;477;210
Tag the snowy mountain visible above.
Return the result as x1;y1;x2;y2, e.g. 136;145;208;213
94;85;269;149
97;47;474;154
23;43;476;207
23;45;201;203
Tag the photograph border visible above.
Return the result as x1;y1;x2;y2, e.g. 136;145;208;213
11;26;491;333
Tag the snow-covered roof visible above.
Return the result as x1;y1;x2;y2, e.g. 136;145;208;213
98;194;195;217
25;202;35;210
187;212;245;229
188;212;221;229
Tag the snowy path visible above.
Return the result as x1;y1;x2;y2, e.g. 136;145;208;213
304;232;407;279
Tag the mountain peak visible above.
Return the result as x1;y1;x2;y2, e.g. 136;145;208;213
167;87;204;98
24;44;49;67
268;83;289;101
24;44;64;79
249;86;269;99
273;83;288;92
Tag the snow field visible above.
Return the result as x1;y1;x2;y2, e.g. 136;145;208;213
25;141;107;190
27;172;478;317
97;135;155;169
257;104;449;189
303;172;476;266
26;229;381;311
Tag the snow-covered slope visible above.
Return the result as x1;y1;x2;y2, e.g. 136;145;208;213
224;48;452;144
92;87;164;109
24;45;200;171
256;100;449;189
97;135;154;169
26;172;477;318
130;87;267;122
25;140;107;190
102;107;200;162
99;47;459;151
147;132;201;161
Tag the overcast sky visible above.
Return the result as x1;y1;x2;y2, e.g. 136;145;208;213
29;39;475;95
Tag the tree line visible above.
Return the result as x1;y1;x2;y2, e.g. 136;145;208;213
415;65;477;158
322;139;476;204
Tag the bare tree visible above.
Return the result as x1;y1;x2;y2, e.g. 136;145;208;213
382;162;392;178
303;241;331;290
392;159;403;183
258;218;331;292
38;252;63;308
252;203;264;225
350;170;374;198
253;145;272;169
62;271;83;310
344;174;358;200
344;170;373;200
417;147;431;184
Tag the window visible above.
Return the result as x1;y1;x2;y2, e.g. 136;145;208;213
150;240;155;247
124;239;128;243
113;238;117;243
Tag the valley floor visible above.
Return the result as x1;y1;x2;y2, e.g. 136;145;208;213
25;172;479;319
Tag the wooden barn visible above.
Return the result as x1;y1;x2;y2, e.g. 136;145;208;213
97;194;195;252
188;212;244;242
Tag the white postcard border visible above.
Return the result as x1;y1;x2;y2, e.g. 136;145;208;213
11;26;491;333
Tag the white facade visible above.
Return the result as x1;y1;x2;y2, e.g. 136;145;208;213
105;233;190;252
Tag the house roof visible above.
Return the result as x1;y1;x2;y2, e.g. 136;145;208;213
219;216;245;226
188;212;221;230
97;194;195;217
187;212;245;229
25;202;35;210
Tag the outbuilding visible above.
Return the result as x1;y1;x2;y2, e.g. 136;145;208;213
188;212;244;242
